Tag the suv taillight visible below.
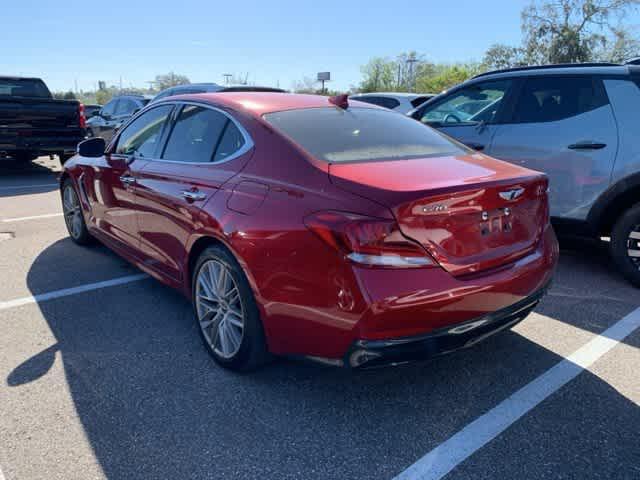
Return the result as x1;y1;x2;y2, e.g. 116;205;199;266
78;103;86;129
304;211;435;268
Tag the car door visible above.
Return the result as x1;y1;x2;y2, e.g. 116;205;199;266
94;99;118;139
86;104;175;252
135;103;254;281
489;75;618;219
412;79;515;153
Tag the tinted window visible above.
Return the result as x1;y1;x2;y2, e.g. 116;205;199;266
115;99;137;115
115;105;173;157
101;99;118;116
410;96;432;108
512;77;609;123
264;107;466;163
420;81;510;125
213;122;245;162
0;78;50;98
354;96;400;109
162;105;228;163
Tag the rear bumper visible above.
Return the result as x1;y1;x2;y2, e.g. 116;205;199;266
345;283;548;368
0;133;84;155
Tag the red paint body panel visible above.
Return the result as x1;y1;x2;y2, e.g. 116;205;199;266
62;92;558;362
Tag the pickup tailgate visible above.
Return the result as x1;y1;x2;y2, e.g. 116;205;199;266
0;97;83;146
329;154;549;277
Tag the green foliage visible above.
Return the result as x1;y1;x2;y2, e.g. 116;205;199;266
482;44;527;70
521;0;640;64
154;72;190;90
52;91;76;100
416;64;482;93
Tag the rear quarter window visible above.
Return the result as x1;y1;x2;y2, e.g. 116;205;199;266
264;107;467;163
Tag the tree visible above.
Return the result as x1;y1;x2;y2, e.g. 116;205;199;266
521;0;640;64
359;57;397;92
482;44;527;70
154;72;190;90
416;64;482;93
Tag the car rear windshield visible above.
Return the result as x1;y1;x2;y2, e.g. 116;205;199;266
0;78;51;98
263;107;466;163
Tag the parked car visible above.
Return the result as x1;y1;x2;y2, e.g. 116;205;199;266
86;94;151;142
409;62;640;287
0;76;85;164
151;83;285;103
349;92;435;113
61;92;558;371
83;103;101;118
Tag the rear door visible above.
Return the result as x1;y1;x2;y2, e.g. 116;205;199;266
489;75;618;219
135;103;253;281
413;79;514;153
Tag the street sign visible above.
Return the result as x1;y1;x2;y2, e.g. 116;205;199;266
317;72;331;81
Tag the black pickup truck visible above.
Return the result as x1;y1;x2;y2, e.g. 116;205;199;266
0;76;85;164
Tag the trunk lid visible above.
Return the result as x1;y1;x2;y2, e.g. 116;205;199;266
329;154;549;276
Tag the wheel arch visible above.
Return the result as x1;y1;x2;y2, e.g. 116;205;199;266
587;172;640;235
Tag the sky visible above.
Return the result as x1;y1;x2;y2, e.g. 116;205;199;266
2;0;638;93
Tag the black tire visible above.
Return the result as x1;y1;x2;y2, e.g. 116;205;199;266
14;151;37;162
192;245;269;371
610;203;640;288
86;127;94;138
61;178;93;246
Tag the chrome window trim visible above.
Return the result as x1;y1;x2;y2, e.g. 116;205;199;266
150;100;254;165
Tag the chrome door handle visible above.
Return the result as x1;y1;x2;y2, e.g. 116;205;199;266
182;190;206;201
120;175;135;185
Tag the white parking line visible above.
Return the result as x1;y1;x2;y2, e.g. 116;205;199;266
1;213;63;223
394;306;640;480
0;274;148;311
0;464;5;480
0;183;58;191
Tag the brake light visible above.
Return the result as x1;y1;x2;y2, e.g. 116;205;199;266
78;103;86;129
304;211;435;268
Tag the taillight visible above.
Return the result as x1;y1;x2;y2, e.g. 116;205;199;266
304;211;435;268
78;103;86;129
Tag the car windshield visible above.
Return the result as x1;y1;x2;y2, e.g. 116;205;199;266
263;107;466;163
0;78;50;98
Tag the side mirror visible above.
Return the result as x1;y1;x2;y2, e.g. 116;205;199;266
77;137;105;157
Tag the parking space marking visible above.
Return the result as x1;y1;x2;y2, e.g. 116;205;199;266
0;464;5;480
394;306;640;480
1;213;63;223
0;273;148;311
0;183;58;191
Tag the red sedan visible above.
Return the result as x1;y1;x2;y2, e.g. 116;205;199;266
60;92;558;371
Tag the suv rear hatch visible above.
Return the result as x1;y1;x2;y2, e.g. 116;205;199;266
329;154;549;276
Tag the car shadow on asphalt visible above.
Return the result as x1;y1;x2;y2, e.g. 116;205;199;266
7;237;640;479
0;158;58;198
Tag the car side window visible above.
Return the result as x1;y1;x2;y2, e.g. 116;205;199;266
419;80;511;125
115;105;173;157
161;105;229;163
101;99;118;117
511;76;609;124
115;99;136;116
213;121;246;162
357;96;400;109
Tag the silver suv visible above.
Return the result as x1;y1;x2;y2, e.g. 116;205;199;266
409;62;640;286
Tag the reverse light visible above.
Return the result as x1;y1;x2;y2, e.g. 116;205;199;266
304;211;435;268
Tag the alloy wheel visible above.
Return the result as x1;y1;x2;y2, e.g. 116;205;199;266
627;224;640;270
195;259;245;359
62;185;83;240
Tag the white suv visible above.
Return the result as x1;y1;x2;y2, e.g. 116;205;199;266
409;63;640;286
350;92;434;113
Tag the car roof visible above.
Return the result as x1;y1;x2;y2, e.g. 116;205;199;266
473;63;633;81
351;92;434;98
155;92;382;116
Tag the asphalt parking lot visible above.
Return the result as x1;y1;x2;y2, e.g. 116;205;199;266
0;157;639;480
